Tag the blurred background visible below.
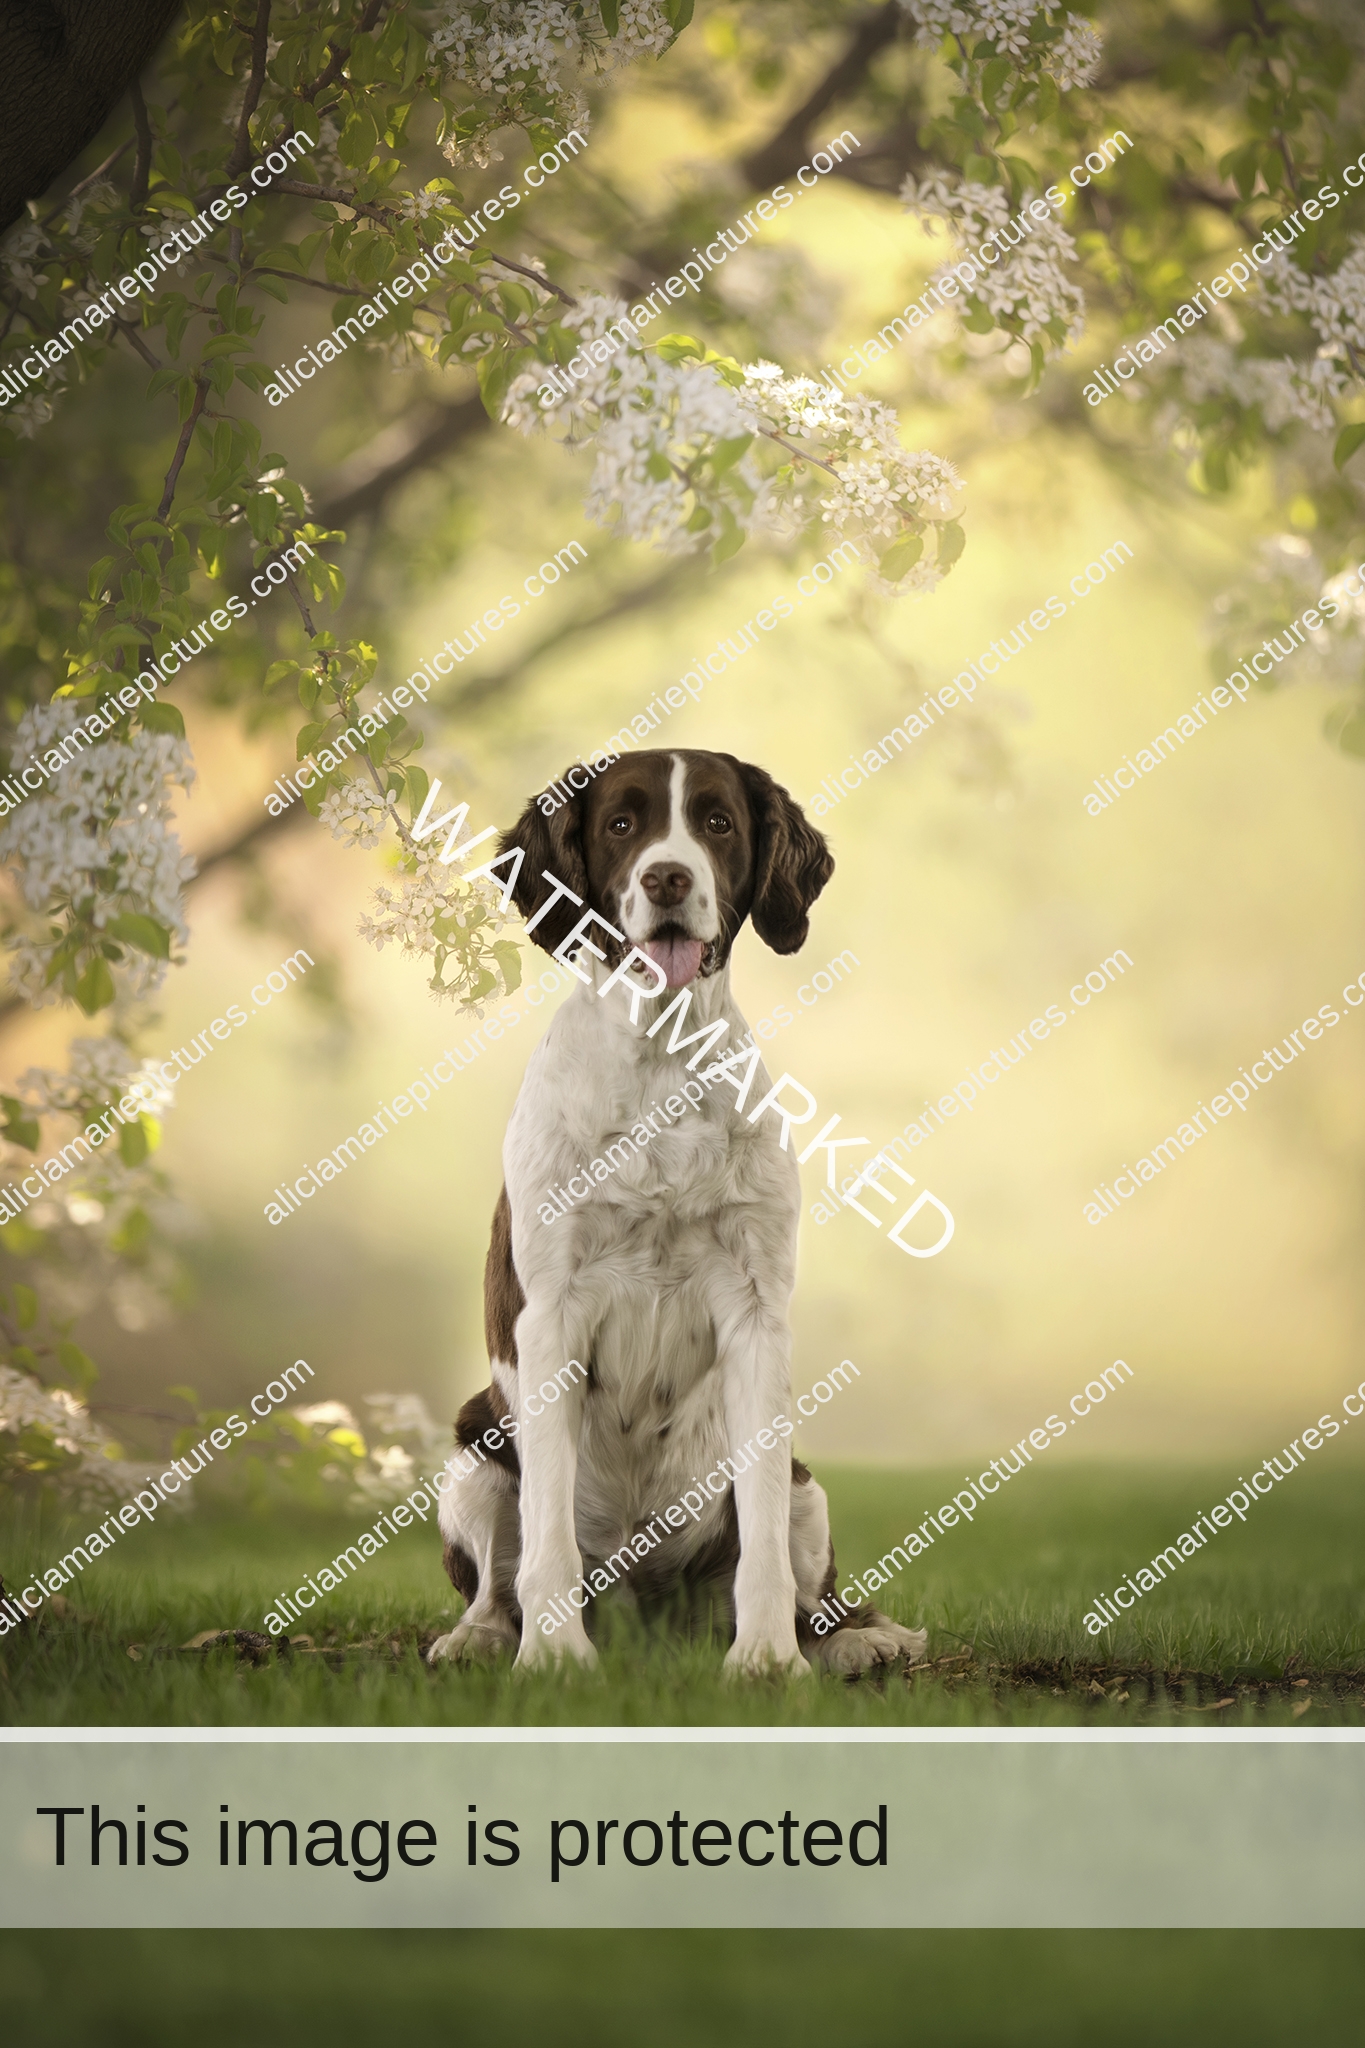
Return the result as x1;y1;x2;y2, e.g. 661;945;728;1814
4;0;1364;1490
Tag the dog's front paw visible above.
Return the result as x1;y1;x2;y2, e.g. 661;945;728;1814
724;1635;811;1679
426;1616;517;1667
515;1626;598;1672
813;1623;927;1675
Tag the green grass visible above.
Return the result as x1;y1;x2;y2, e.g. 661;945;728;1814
4;1930;1365;2043
4;1463;1363;1725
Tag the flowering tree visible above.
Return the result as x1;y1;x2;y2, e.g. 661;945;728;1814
5;0;1365;1500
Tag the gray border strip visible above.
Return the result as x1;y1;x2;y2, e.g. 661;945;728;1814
2;1726;1361;1744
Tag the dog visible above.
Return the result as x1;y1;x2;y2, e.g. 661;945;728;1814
427;748;926;1676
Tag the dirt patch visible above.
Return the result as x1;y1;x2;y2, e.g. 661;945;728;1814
905;1653;1365;1715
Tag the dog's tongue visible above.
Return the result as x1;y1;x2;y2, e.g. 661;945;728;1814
645;936;705;987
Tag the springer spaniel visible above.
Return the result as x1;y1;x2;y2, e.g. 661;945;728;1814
428;748;925;1676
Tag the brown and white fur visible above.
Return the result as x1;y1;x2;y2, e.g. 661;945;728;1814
427;749;925;1677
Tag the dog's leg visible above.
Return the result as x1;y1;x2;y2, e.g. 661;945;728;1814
511;1294;598;1670
703;1251;808;1677
788;1465;927;1674
427;1457;522;1664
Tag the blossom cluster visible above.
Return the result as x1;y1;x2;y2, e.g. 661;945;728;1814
742;364;964;592
1258;238;1365;365
506;297;964;586
318;779;393;849
0;1362;151;1506
430;0;674;161
900;0;1103;90
0;704;195;1008
293;1392;446;1506
1175;335;1346;436
1208;535;1365;699
355;852;517;1004
17;1035;176;1124
901;171;1085;353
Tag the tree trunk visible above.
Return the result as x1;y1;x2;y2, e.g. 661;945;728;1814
0;0;183;232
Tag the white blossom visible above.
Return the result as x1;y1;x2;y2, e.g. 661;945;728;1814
1175;335;1346;435
0;703;195;1007
318;779;393;848
899;0;1102;82
354;1442;416;1501
741;369;964;575
293;1400;360;1431
507;295;762;550
364;1389;446;1452
1259;236;1365;363
1044;13;1103;89
3;392;55;438
506;298;964;586
0;1363;151;1505
431;0;672;158
357;852;515;1001
901;171;1085;351
3;221;51;299
18;1036;176;1120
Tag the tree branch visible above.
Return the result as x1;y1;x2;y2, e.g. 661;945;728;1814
312;393;490;528
738;2;904;190
230;0;274;178
112;315;162;370
156;378;209;521
39;137;135;229
438;556;713;715
302;0;390;103
486;251;577;308
273;179;399;228
129;79;153;212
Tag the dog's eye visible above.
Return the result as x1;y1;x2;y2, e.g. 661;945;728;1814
707;811;733;834
607;813;633;834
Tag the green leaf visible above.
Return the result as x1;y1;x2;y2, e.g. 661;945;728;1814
878;533;923;581
74;956;116;1016
645;450;673;482
297;720;329;759
13;1283;37;1329
476;348;515;422
492;940;523;993
56;1340;97;1393
709;433;753;476
139;700;186;738
982;56;1012;106
118;1118;150;1168
653;333;705;363
0;1096;39;1152
104;913;172;960
1334;423;1365;470
937;520;966;567
405;766;430;819
710;515;745;567
600;0;621;32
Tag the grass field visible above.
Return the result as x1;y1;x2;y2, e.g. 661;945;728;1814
4;1462;1363;1725
4;1928;1365;2042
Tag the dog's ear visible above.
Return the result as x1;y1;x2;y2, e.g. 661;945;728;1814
736;762;834;954
499;779;590;956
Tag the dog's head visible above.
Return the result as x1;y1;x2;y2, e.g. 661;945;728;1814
500;749;833;987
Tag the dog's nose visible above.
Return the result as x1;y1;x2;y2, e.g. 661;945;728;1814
640;861;693;908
